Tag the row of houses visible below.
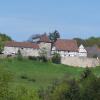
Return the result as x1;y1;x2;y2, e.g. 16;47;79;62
3;34;88;57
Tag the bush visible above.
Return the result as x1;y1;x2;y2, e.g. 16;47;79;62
80;67;92;80
28;56;48;62
17;50;23;61
20;75;28;80
28;56;38;61
39;56;48;62
52;53;61;64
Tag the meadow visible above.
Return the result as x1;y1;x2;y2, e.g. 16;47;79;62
0;58;100;90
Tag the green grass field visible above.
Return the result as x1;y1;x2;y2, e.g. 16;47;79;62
0;58;100;90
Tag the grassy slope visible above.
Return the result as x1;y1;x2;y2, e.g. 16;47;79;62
0;58;100;90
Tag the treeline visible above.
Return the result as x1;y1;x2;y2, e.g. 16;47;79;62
74;37;100;47
0;33;12;53
0;33;12;42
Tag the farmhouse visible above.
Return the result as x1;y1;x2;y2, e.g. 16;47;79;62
3;41;39;57
52;39;87;57
52;39;78;57
3;34;87;58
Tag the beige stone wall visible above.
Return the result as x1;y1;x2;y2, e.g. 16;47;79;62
20;48;39;57
61;57;100;67
3;47;39;57
39;42;52;57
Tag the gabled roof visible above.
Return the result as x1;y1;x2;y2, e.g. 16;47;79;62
5;41;39;49
54;39;78;51
79;44;87;53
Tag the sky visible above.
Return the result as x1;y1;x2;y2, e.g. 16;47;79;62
0;0;100;41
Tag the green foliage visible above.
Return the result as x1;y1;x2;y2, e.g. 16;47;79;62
0;41;4;53
74;36;100;47
0;33;12;54
52;53;61;64
39;69;100;100
17;50;23;61
39;79;80;100
49;30;60;43
0;33;12;42
0;67;13;99
0;58;84;91
13;85;39;100
0;59;100;99
80;67;92;80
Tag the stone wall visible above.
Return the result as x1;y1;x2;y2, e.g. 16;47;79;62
3;47;39;57
61;57;100;67
39;42;52;57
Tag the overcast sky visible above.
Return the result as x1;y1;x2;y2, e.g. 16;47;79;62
0;0;100;41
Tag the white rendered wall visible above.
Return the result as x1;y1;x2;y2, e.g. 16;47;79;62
3;46;39;57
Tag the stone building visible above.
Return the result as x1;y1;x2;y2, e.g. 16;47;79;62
52;39;87;57
3;34;87;58
3;41;39;57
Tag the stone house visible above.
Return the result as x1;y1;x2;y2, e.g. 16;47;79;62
3;34;87;58
52;39;87;57
3;34;52;57
3;41;39;57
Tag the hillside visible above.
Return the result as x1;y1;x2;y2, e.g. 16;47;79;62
0;58;100;90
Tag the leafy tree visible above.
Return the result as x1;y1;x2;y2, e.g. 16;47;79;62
0;33;12;42
0;33;12;54
49;30;60;43
74;36;100;47
52;53;61;64
0;41;4;53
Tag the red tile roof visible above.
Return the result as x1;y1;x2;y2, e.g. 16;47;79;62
5;41;39;49
39;34;51;42
54;39;78;51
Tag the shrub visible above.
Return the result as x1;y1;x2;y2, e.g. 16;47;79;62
52;53;61;64
20;75;28;80
40;56;48;62
80;67;92;80
28;56;38;61
17;50;23;61
28;78;36;82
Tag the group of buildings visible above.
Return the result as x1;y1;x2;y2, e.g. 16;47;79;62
3;34;88;58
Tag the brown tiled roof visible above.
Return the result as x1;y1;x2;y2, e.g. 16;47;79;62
39;34;51;42
54;39;78;51
5;41;39;49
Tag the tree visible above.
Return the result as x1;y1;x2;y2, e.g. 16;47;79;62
0;42;4;54
0;33;12;42
49;30;60;43
52;53;61;64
